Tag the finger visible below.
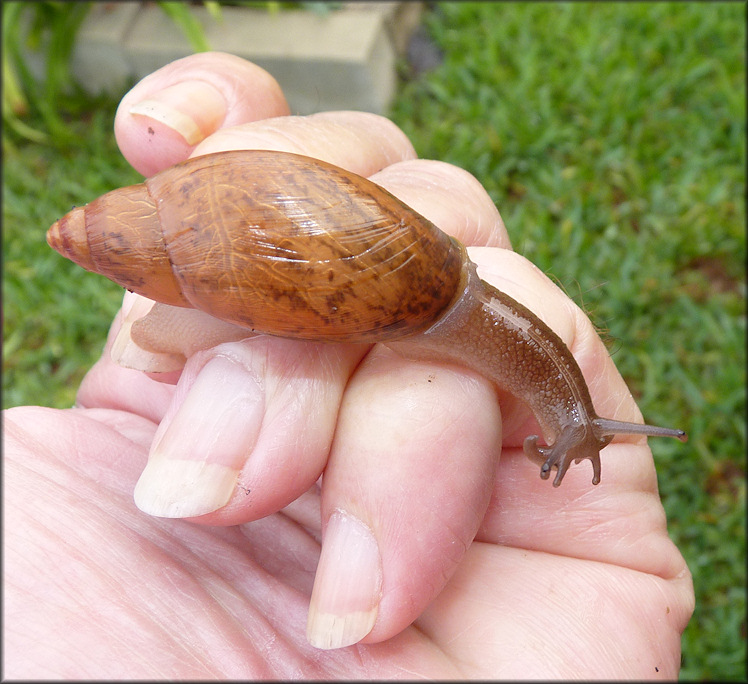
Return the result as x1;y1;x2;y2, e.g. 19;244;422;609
115;52;290;176
76;295;176;423
132;337;367;524
112;296;255;374
480;438;690;578
192;110;417;176
306;347;501;649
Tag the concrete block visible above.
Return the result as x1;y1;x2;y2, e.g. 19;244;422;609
107;2;418;114
72;2;140;96
354;1;423;56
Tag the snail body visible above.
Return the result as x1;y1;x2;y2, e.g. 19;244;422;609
47;150;686;486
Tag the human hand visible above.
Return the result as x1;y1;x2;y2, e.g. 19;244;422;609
4;52;694;678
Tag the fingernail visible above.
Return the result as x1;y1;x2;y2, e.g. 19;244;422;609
307;510;382;650
112;295;185;372
129;80;227;146
134;355;264;518
120;290;141;318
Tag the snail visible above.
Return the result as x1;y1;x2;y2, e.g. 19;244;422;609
46;150;687;486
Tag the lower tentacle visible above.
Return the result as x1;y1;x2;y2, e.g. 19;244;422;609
523;423;602;487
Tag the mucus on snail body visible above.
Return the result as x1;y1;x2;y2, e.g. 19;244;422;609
46;150;687;486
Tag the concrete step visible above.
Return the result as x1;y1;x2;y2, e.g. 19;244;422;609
72;1;423;115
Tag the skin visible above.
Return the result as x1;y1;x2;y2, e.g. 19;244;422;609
3;52;694;679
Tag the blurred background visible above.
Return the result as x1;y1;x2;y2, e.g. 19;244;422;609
3;2;745;679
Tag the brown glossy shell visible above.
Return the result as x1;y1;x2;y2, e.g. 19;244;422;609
47;150;464;342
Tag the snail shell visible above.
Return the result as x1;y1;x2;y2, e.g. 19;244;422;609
47;150;464;343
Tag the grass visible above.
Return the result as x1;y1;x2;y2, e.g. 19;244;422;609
3;105;141;407
3;1;745;680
